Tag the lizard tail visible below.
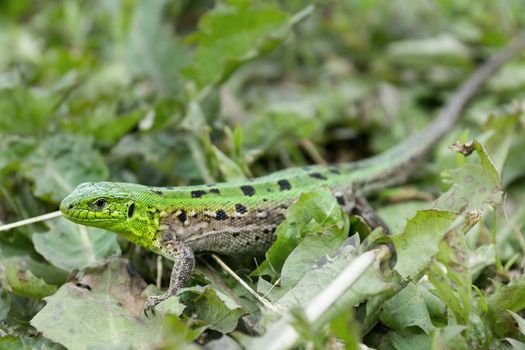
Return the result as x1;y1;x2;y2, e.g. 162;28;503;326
356;31;525;192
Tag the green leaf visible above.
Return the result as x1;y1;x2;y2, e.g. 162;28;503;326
183;1;313;89
508;310;525;336
22;133;109;203
329;309;360;350
0;287;11;320
180;285;244;334
0;254;68;286
427;229;472;325
160;314;206;349
274;240;392;310
212;145;246;182
3;263;57;299
505;338;525;350
254;188;349;279
0;335;65;350
32;218;121;271
485;276;525;338
394;138;503;280
0;88;57;135
0;253;67;300
0;135;36;174
248;242;393;349
31;259;168;350
478;109;520;174
126;0;190;95
380;282;433;333
392;210;457;279
436;140;502;213
60;108;143;145
386;34;471;67
389;332;432;350
488;63;525;93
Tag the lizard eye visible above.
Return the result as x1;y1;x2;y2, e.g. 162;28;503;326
93;198;108;209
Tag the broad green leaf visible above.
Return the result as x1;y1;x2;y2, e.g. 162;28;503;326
485;276;525;338
389;332;432;350
3;263;57;299
110;132;203;182
0;335;65;350
31;259;170;350
0;135;36;174
60;107;143;145
126;0;190;95
242;109;321;155
0;287;11;320
386;34;471;67
392;210;457;279
419;284;447;326
478;109;521;174
380;282;433;333
0;254;68;286
329;310;360;350
428;229;472;325
253;188;349;279
274;240;392;310
180;285;244;334
435;140;502;212
22;133;109;203
248;242;394;349
0;88;57;135
0;254;67;300
272;227;350;300
212;145;246;182
505;338;525;350
160;314;206;349
204;335;244;350
183;1;313;89
32;218;121;271
433;324;469;350
488;63;525;92
394;139;503;279
377;199;430;234
508;310;525;336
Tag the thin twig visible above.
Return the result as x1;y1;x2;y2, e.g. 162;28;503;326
254;246;390;350
262;277;281;299
156;255;163;289
210;254;284;315
300;139;327;165
0;211;62;232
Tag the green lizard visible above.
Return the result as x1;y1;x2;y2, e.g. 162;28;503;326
60;35;525;314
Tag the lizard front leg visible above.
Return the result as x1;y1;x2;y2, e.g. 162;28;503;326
144;239;195;315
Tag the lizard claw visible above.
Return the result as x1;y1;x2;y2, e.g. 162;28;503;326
143;295;164;318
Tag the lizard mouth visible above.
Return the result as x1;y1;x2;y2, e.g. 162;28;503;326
59;198;119;223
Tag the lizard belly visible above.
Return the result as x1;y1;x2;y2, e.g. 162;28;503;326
158;206;286;255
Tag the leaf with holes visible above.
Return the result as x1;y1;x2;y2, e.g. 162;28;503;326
2;263;57;299
31;259;178;350
32;218;120;271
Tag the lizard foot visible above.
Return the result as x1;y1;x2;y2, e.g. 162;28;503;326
143;295;166;318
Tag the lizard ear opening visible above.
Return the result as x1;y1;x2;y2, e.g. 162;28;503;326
127;203;135;218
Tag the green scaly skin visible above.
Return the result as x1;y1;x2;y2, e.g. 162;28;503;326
60;35;525;314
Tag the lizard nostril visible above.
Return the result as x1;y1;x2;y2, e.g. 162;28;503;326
68;204;74;210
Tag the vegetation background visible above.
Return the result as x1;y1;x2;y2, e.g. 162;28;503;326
1;0;525;349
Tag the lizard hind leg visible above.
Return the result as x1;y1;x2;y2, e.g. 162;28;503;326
352;195;390;235
144;240;195;316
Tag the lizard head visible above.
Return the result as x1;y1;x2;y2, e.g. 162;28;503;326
60;182;158;248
